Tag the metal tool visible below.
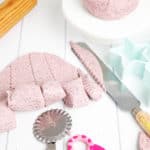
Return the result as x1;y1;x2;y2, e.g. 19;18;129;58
33;109;72;150
71;42;150;137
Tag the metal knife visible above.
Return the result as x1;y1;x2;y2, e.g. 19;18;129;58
71;42;150;137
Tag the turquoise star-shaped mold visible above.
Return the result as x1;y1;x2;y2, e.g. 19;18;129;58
102;39;150;106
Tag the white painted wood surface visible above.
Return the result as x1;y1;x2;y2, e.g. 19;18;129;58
0;0;141;149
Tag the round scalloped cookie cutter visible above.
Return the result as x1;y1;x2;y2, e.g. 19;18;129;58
67;135;105;150
33;109;72;150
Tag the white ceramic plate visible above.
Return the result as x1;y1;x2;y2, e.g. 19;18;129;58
63;0;150;43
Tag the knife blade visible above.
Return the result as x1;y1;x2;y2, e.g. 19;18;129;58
71;42;150;137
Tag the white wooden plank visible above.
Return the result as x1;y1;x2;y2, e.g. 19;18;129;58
0;133;8;150
117;110;139;150
64;95;121;150
0;22;22;69
0;21;22;150
65;23;120;150
19;0;66;57
7;0;66;150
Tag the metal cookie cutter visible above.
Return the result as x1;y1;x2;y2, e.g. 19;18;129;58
33;109;72;150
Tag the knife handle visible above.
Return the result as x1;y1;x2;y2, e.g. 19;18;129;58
132;108;150;136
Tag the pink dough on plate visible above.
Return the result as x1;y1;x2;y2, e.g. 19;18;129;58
83;0;139;20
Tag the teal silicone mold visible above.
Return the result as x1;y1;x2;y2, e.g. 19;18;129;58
102;40;150;106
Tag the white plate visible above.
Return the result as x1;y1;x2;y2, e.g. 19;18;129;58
63;0;150;43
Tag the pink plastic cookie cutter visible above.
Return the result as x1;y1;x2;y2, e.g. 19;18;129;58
67;135;105;150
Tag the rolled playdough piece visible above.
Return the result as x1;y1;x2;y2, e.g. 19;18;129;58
83;0;139;20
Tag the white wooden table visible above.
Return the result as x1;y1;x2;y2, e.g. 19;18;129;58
0;0;142;150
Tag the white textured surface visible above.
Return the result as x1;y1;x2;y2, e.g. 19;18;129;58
0;0;142;150
63;0;150;43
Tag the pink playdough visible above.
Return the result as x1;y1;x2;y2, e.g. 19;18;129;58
0;52;104;132
0;102;16;132
83;0;139;20
139;132;150;150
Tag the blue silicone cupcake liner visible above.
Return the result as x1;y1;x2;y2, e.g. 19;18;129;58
142;46;150;61
143;63;150;88
103;52;123;77
124;60;145;79
101;39;150;106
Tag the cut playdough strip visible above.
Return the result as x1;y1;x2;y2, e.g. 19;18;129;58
63;78;90;107
42;81;66;106
78;70;103;100
7;83;45;111
70;42;105;90
0;102;16;132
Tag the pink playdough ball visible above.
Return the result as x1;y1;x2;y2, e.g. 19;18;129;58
83;0;139;20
